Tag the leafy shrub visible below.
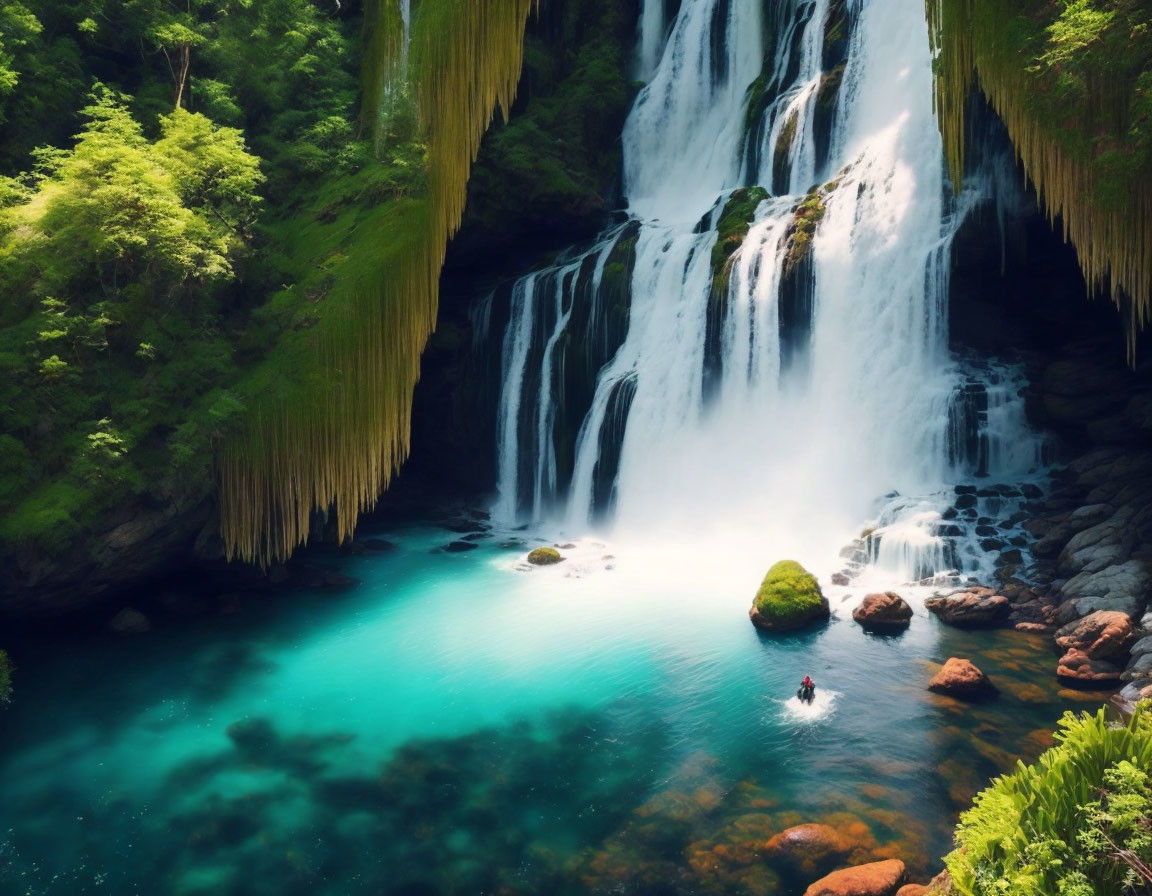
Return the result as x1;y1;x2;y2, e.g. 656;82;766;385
947;703;1152;896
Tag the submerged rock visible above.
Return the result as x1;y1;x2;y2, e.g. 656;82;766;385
924;588;1009;627
803;859;905;896
928;658;996;699
108;606;151;635
527;547;564;566
749;560;829;632
852;592;913;632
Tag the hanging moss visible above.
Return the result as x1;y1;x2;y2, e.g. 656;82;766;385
927;0;1152;357
219;0;538;566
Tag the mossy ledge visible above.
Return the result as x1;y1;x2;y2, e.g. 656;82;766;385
785;179;840;273
749;560;830;632
927;0;1152;356
219;0;539;566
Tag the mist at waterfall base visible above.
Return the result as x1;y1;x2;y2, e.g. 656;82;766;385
489;0;1048;595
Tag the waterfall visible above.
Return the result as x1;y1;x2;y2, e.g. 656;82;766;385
488;0;1048;585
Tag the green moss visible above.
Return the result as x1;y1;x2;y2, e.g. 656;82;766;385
785;179;839;273
527;546;563;566
0;650;12;705
751;559;826;626
711;186;771;277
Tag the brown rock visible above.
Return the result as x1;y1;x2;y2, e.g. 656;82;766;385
925;590;1010;627
804;859;906;896
928;658;996;699
853;593;913;632
765;823;850;878
1054;610;1137;661
1014;622;1054;634
1056;648;1125;685
896;887;928;896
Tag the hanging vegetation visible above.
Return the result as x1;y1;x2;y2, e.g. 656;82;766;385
219;0;537;565
927;0;1152;356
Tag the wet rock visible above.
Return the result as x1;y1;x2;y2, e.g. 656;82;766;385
925;589;1010;627
928;658;996;699
832;572;852;586
954;485;977;495
1054;610;1137;661
765;823;853;878
1015;622;1055;635
1122;653;1152;680
443;540;479;553
108;606;151;635
749;560;830;632
1059;559;1151;619
1131;636;1152;656
803;859;905;896
925;869;954;895
954;494;977;510
1056;648;1125;685
1114;679;1152;715
896;887;928;896
853;593;913;632
527;547;564;566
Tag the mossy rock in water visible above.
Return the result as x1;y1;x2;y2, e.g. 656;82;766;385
527;547;564;566
749;560;830;632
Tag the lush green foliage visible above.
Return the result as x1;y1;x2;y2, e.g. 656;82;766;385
456;0;640;256
0;0;414;557
753;560;825;622
947;703;1152;896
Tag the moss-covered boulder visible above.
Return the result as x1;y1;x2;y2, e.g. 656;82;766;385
527;547;564;566
749;560;830;632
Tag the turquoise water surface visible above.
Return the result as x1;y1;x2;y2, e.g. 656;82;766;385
0;523;1107;895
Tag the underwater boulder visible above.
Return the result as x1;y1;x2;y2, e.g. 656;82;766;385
852;593;913;632
803;859;906;896
527;547;564;566
749;561;829;632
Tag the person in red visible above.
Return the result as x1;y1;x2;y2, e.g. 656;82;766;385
799;675;816;704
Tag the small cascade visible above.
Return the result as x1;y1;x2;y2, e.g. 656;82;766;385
486;0;1052;588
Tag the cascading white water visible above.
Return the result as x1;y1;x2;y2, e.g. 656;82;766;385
490;0;1049;589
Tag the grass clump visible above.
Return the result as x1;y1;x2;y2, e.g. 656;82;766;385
750;559;828;630
947;702;1152;895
